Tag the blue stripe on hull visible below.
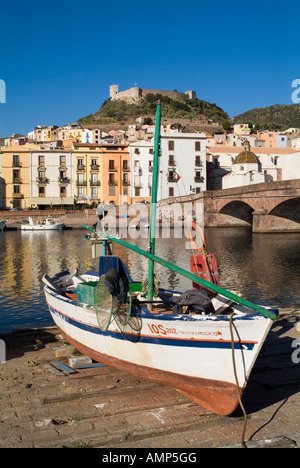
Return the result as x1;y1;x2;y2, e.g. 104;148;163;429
49;305;255;351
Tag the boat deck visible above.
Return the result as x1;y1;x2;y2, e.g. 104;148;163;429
0;308;299;449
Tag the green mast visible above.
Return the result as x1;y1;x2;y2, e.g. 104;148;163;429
147;101;161;302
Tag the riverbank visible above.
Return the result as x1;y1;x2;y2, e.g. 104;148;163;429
0;308;299;449
0;209;99;230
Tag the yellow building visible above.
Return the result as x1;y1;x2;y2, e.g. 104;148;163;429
0;144;38;209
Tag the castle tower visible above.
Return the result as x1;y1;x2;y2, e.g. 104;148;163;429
110;84;119;99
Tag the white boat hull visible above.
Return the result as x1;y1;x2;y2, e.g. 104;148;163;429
0;220;6;231
44;284;273;415
21;223;64;231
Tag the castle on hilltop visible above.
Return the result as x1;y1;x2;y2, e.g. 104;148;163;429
109;84;196;103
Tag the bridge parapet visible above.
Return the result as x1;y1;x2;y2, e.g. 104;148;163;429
158;179;300;233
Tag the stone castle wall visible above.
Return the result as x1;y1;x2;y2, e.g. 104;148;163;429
110;85;194;103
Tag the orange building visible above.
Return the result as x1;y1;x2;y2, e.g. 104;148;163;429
100;144;131;205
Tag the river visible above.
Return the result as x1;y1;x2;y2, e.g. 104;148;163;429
0;227;300;333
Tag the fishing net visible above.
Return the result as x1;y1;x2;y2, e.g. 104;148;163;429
95;275;133;331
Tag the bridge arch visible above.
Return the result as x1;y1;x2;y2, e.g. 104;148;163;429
219;200;254;226
269;198;300;225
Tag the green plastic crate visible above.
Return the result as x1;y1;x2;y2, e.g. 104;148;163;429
129;282;143;293
77;281;99;306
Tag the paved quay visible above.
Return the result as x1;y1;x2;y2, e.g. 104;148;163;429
0;308;299;449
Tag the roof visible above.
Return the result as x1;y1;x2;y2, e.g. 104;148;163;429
233;150;260;164
209;146;298;155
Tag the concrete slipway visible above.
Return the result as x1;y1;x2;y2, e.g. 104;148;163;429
0;308;299;449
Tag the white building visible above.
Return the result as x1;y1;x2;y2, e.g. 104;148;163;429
129;140;154;203
82;129;94;144
29;150;75;207
208;141;300;189
158;132;206;201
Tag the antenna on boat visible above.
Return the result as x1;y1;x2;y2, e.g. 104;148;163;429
147;101;161;304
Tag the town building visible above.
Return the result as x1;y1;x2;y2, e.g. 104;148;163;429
207;141;300;190
129;140;154;204
0;144;37;209
29;149;74;209
72;143;103;206
100;143;130;205
158;132;207;201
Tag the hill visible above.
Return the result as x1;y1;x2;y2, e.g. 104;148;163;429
79;93;229;128
233;104;300;131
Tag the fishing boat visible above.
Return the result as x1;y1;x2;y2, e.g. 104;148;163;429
42;103;277;416
0;220;6;231
21;216;65;231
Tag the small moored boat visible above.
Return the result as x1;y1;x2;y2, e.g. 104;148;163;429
42;103;277;416
21;216;65;231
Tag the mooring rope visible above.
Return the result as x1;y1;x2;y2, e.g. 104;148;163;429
229;312;248;448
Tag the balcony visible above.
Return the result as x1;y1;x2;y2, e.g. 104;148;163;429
76;180;87;186
77;164;85;171
167;176;175;183
36;177;49;184
194;176;204;183
168;160;176;167
195;161;203;167
90;180;100;186
90;164;99;170
12;193;24;199
12;161;22;167
58;177;70;184
13;178;22;183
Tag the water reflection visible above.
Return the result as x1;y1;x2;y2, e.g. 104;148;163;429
0;227;300;332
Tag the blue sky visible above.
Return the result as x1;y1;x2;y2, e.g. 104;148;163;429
0;0;299;137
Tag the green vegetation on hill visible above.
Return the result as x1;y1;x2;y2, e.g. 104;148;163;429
79;93;229;125
233;104;300;131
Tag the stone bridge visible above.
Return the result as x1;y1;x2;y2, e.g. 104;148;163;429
159;179;300;233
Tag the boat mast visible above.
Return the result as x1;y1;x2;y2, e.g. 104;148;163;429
147;101;161;303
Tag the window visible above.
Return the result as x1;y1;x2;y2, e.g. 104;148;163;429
195;141;201;152
13;185;20;194
168;155;175;166
91;173;97;184
38;155;44;166
168;169;174;181
77;159;83;166
169;187;174;197
109;173;115;185
13;155;20;166
39;186;45;197
78;187;84;197
122;160;129;171
123;173;128;185
134;187;140;196
13;169;20;182
60;186;66;196
168;140;174;151
195;155;201;166
109;160;115;171
91;158;97;166
77;173;84;184
91;187;98;198
109;185;116;196
60;155;66;165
